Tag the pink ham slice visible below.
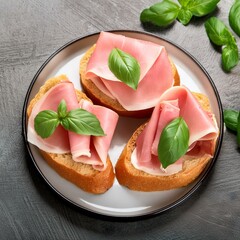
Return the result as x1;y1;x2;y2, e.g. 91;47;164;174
85;31;174;111
75;99;119;170
27;80;119;171
132;86;219;175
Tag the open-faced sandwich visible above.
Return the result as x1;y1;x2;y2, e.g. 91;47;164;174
80;31;180;117
115;86;219;191
27;75;119;194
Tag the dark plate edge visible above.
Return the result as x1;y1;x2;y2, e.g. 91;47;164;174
22;29;224;221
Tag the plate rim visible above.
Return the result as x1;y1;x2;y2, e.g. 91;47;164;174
22;29;224;220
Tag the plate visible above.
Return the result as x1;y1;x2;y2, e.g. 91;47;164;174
22;30;223;219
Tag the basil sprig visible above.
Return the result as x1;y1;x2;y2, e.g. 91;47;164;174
224;109;240;147
158;117;189;168
34;100;105;139
140;0;220;27
108;48;140;90
205;17;239;72
229;0;240;37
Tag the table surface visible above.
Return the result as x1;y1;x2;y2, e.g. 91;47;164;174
1;0;240;239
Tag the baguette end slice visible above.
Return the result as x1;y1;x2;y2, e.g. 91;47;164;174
27;75;115;194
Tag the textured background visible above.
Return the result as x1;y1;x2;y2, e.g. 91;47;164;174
0;0;240;239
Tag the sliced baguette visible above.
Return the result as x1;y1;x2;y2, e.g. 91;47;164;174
80;45;180;118
115;92;215;191
27;75;115;194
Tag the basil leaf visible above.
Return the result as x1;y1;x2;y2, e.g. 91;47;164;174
222;44;239;72
140;0;180;27
177;8;193;25
34;110;59;138
204;17;233;46
187;0;220;17
178;0;191;7
57;99;68;119
229;0;240;37
61;109;105;136
237;112;240;147
224;109;239;132
158;117;189;169
108;48;140;90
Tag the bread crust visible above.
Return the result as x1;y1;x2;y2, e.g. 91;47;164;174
27;75;115;194
115;92;215;191
80;45;180;118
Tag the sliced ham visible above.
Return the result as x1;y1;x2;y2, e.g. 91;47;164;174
27;81;74;154
85;31;174;111
132;86;219;176
27;80;119;171
75;99;119;170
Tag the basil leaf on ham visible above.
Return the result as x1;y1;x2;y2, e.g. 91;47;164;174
34;110;60;138
34;100;105;138
108;48;140;90
158;117;189;169
61;109;105;136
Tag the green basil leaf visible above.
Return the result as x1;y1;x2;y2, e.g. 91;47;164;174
204;17;233;46
34;110;59;138
224;109;239;132
140;0;180;27
229;0;240;37
177;8;193;25
57;99;68;119
178;0;191;7
237;112;240;147
61;109;105;136
158;117;189;169
222;44;239;72
108;48;140;90
187;0;220;17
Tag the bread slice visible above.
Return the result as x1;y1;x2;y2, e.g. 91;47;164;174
115;93;215;191
80;45;180;118
27;75;115;194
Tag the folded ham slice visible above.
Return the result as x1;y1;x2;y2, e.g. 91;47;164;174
131;86;219;176
85;31;174;111
27;80;119;171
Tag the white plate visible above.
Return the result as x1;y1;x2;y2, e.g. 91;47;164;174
22;30;223;219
